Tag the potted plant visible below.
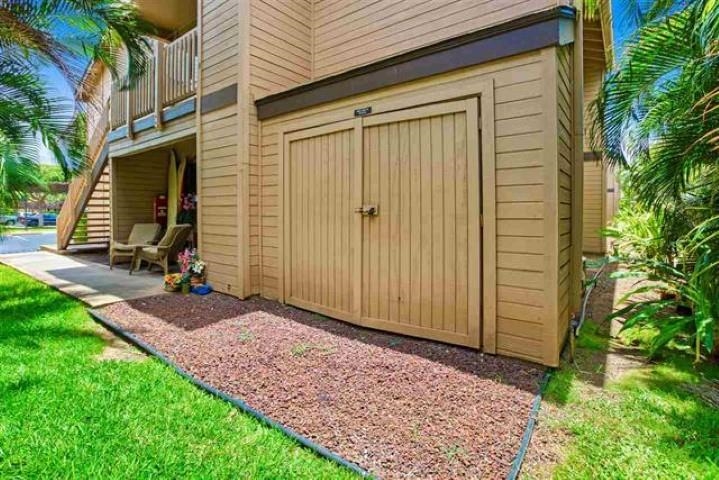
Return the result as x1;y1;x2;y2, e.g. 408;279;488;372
163;273;183;292
180;275;191;294
178;248;206;286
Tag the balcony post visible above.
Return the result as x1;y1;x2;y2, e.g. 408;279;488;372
125;81;134;139
154;40;165;130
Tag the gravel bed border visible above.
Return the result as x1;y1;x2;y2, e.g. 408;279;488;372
506;369;552;480
87;308;373;479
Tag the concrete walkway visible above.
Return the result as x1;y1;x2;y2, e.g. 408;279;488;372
0;232;56;254
0;251;166;307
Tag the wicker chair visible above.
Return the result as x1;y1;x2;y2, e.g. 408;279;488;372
109;223;161;270
130;224;193;275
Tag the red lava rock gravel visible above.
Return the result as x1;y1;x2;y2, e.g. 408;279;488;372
98;293;543;479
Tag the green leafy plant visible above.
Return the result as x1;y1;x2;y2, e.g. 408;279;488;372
609;229;719;362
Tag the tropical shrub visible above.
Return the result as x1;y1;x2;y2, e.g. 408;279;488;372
609;237;719;362
591;0;719;363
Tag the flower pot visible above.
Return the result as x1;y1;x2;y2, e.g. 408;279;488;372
191;274;205;286
164;284;180;293
181;283;191;294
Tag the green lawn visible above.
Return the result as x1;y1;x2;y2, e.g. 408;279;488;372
531;317;719;479
0;265;358;479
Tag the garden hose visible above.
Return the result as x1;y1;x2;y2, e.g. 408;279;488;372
87;309;374;479
569;262;606;362
506;368;553;480
509;261;608;479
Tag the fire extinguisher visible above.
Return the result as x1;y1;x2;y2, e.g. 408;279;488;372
154;195;168;228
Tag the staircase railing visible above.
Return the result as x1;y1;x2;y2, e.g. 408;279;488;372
57;103;110;250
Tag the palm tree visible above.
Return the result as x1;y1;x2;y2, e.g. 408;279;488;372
592;0;719;361
0;0;154;216
590;0;719;209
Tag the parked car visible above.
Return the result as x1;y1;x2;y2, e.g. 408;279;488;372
0;214;18;226
22;213;57;227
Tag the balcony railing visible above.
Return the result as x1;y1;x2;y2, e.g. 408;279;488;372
110;27;198;132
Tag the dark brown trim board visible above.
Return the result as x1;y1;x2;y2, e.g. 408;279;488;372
201;84;238;114
256;6;576;120
584;151;601;161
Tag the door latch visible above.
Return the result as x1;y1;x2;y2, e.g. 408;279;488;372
354;205;379;216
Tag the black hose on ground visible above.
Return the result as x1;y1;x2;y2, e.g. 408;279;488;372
87;309;374;479
505;368;552;480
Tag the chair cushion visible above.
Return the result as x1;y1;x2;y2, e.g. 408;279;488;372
140;246;162;260
112;242;136;252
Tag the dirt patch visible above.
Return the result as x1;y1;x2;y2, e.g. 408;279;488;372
98;294;544;479
519;405;571;480
93;325;146;362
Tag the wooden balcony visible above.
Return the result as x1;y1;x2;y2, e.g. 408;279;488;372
110;27;198;135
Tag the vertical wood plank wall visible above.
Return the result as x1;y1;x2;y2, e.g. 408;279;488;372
199;0;241;294
259;50;562;365
111;154;168;242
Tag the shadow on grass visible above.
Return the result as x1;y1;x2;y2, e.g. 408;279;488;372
544;261;620;405
621;364;719;462
0;325;100;350
0;270;100;349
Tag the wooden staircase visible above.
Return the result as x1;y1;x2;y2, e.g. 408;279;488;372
57;106;111;251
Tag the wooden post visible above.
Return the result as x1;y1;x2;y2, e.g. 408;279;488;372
155;40;165;130
126;80;134;139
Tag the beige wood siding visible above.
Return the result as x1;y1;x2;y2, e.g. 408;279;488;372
249;0;313;293
111;153;168;243
259;49;566;365
582;16;614;255
312;0;567;78
583;58;603;150
197;0;242;295
199;106;241;294
583;159;604;253
201;0;239;92
556;44;573;352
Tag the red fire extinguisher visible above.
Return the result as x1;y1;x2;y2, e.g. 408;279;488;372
154;195;168;228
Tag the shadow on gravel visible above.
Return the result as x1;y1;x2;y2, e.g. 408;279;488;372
121;292;543;393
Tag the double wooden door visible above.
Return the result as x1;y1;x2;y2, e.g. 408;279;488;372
283;99;481;347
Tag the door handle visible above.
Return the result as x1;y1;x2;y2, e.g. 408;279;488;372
354;205;378;216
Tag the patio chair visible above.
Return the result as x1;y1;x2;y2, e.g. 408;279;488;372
109;223;161;270
130;224;193;275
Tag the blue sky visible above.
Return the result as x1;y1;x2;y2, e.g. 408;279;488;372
37;67;75;165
